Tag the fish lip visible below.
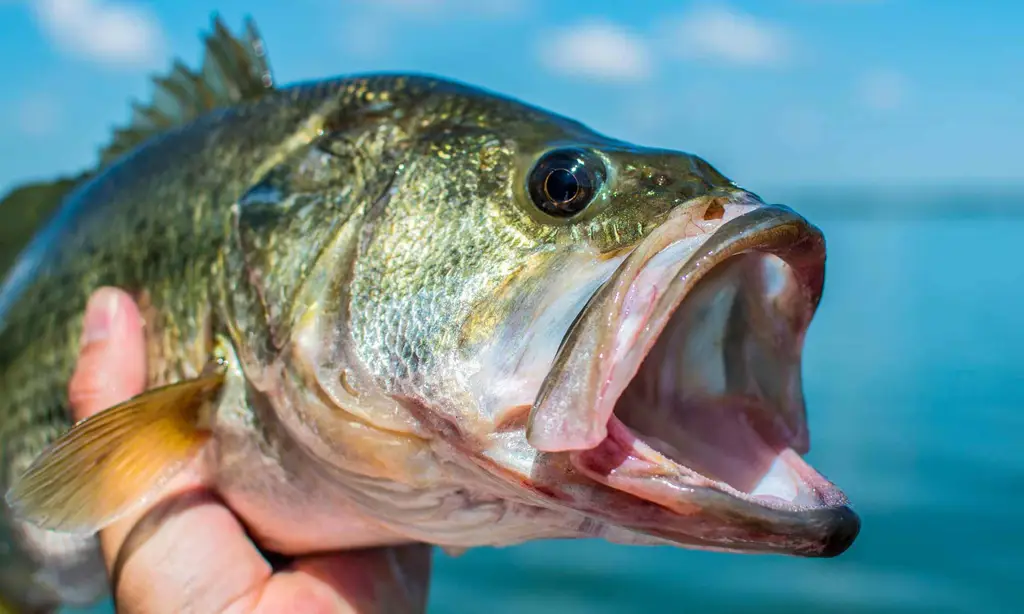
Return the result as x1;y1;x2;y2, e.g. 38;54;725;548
527;200;826;451
525;199;859;556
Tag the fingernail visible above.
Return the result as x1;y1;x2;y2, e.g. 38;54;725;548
81;289;121;346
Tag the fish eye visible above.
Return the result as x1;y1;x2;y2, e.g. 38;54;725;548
528;148;606;217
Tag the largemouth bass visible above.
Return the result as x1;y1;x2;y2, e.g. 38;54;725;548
0;17;860;611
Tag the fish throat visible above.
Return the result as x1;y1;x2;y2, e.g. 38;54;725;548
612;251;821;508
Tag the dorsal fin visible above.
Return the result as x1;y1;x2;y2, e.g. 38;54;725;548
0;16;276;279
98;15;275;166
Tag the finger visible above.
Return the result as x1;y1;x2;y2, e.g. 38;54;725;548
113;502;431;614
68;287;173;569
110;490;271;613
261;545;433;614
69;291;432;613
68;290;264;610
68;287;147;421
223;544;432;614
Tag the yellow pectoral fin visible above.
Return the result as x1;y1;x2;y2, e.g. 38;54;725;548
5;372;224;535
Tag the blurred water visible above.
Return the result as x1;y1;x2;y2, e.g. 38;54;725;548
427;209;1024;613
68;199;1023;613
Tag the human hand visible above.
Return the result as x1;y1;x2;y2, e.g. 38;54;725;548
68;287;432;613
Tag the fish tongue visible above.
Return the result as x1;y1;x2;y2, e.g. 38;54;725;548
624;394;783;494
572;415;822;512
568;418;717;516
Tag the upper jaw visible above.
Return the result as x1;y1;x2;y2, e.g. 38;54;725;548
524;196;859;557
526;198;825;452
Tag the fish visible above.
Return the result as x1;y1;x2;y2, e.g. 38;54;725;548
0;16;860;612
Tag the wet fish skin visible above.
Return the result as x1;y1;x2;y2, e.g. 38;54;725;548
0;18;860;613
212;75;747;549
0;69;739;606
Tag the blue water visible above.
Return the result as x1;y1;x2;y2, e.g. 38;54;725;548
427;204;1024;613
70;194;1024;613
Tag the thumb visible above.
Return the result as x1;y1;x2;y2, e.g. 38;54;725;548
68;287;147;421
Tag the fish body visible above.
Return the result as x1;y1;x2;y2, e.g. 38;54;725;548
0;18;859;612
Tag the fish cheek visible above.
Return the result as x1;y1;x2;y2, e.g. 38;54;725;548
222;110;408;365
343;135;529;406
227;148;362;345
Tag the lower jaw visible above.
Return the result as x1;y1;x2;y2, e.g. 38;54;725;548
560;247;858;554
567;418;858;557
615;400;829;509
605;249;832;502
569;413;845;511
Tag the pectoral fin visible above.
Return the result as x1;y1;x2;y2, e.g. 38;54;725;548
5;372;224;535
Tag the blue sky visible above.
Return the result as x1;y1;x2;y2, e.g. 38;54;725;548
1;0;1022;196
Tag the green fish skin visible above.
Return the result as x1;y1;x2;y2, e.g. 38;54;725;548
0;16;858;612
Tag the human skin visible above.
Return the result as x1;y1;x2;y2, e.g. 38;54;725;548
67;287;432;614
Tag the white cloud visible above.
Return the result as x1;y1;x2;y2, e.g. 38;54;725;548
343;0;527;58
857;69;908;111
663;5;790;67
28;0;166;69
538;20;652;82
12;93;61;137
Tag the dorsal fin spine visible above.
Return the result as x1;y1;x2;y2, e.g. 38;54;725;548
97;14;276;167
0;15;277;277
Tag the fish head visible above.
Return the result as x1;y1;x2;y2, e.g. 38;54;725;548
496;158;857;557
283;79;858;557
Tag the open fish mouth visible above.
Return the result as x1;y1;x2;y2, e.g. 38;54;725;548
527;197;860;557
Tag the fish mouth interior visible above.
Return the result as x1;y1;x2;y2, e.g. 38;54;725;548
612;249;836;510
527;204;858;555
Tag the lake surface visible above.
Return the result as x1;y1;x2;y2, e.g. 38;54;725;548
71;193;1023;613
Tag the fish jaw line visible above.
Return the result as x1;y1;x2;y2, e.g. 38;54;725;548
569;419;859;557
526;202;858;556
